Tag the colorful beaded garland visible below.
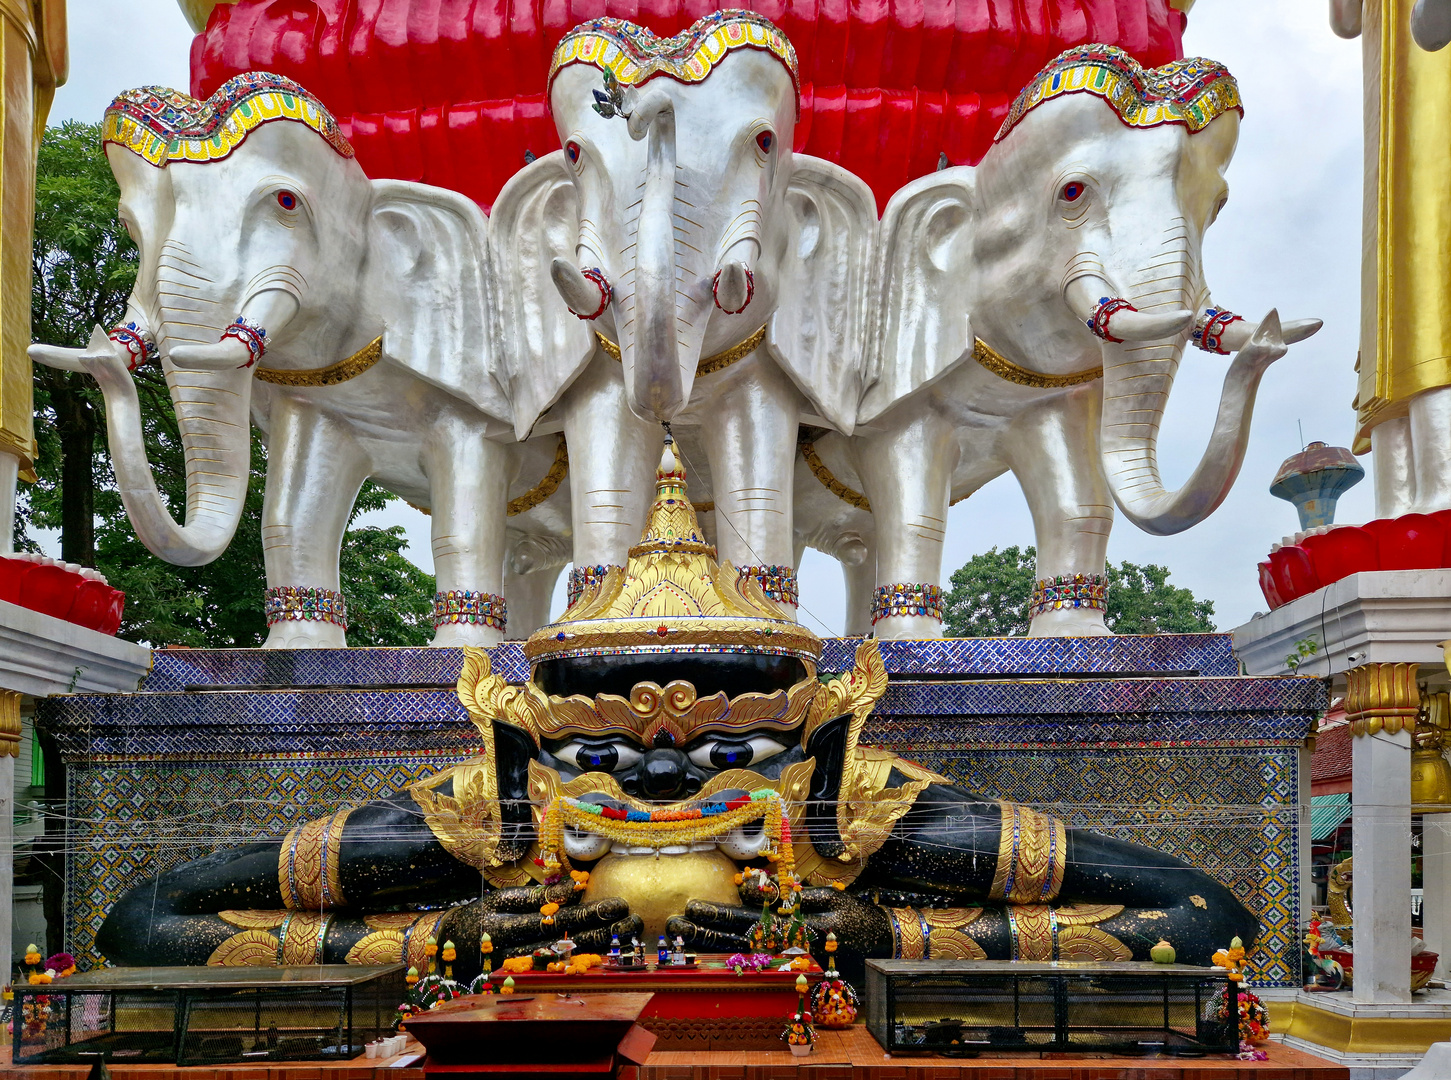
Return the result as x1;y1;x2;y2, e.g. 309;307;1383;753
264;585;347;628
433;590;506;631
109;322;158;371
1191;307;1243;355
1028;574;1108;618
571;268;612;320
540;790;792;876
221;316;269;367
871;583;944;624
739;564;799;606
1087;297;1136;343
566;564;615;607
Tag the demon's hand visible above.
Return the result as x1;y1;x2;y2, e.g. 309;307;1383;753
446;878;642;962
666;882;891;979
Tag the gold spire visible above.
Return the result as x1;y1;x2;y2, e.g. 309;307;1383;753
524;439;820;665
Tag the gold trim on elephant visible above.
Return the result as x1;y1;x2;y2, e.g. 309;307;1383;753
253;336;383;387
973;338;1101;389
406;912;448;973
990;802;1067;904
799;438;871;512
924;908;988;959
595;324;766;380
278;807;351;909
507;434;569;516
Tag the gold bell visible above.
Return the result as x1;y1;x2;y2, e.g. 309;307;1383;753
1413;696;1451;812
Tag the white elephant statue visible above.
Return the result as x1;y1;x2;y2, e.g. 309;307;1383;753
29;73;535;649
818;45;1319;639
492;11;877;613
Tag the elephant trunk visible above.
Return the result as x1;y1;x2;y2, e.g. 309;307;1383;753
624;90;691;422
49;321;254;567
1068;251;1285;536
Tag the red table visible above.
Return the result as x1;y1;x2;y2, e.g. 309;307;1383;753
488;956;823;1051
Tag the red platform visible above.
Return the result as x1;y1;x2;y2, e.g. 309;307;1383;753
0;1030;1350;1080
486;955;823;1051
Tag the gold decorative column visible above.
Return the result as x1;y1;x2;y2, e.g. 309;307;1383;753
0;689;18;757
1344;661;1421;736
0;0;65;485
1354;0;1451;452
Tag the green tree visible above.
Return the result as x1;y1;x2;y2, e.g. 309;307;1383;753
942;545;1216;637
19;121;435;646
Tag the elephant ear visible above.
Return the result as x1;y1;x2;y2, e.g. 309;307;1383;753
367;179;510;424
490;151;593;440
768;157;878;435
859;170;977;425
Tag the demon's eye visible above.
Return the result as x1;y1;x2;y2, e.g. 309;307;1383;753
276;190;298;210
1061;181;1084;202
756;131;774;153
555;740;642;773
686;735;789;771
566;140;581;164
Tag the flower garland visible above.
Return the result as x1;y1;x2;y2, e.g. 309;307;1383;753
1212;935;1268;1060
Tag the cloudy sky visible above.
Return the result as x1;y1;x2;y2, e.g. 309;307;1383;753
50;0;1370;636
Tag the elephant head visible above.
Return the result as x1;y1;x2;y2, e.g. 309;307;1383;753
30;73;498;566
869;46;1319;536
494;13;875;436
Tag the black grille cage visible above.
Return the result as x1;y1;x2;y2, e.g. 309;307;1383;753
12;965;404;1066
865;960;1237;1057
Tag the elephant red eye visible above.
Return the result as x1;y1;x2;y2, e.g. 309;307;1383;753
756;131;774;153
1061;182;1084;202
566;141;581;164
276;191;297;210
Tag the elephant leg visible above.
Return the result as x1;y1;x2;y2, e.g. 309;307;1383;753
699;361;801;609
504;563;566;637
1408;386;1451;514
563;352;659;568
840;550;877;637
855;409;958;639
424;414;510;647
260;401;369;649
1372;414;1416;518
1003;391;1113;637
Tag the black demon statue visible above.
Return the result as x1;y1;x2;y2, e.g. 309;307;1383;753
99;442;1256;982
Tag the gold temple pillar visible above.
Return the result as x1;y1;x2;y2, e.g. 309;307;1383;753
0;0;65;551
1354;0;1451;452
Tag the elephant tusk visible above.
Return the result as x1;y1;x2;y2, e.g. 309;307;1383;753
552;258;612;320
1064;274;1193;344
169;289;300;371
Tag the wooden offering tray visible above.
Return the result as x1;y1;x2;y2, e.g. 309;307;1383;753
488;954;823;1051
402;991;655;1077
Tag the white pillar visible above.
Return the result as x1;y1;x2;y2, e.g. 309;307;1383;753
0;691;18;985
0;447;17;554
1424;817;1451;981
1352;723;1414;1002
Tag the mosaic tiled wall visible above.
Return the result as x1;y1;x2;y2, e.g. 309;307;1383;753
42;637;1320;985
887;744;1300;986
65;751;477;966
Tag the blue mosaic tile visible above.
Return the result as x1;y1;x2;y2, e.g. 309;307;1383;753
139;634;1239;691
143;645;530;691
821;633;1240;676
